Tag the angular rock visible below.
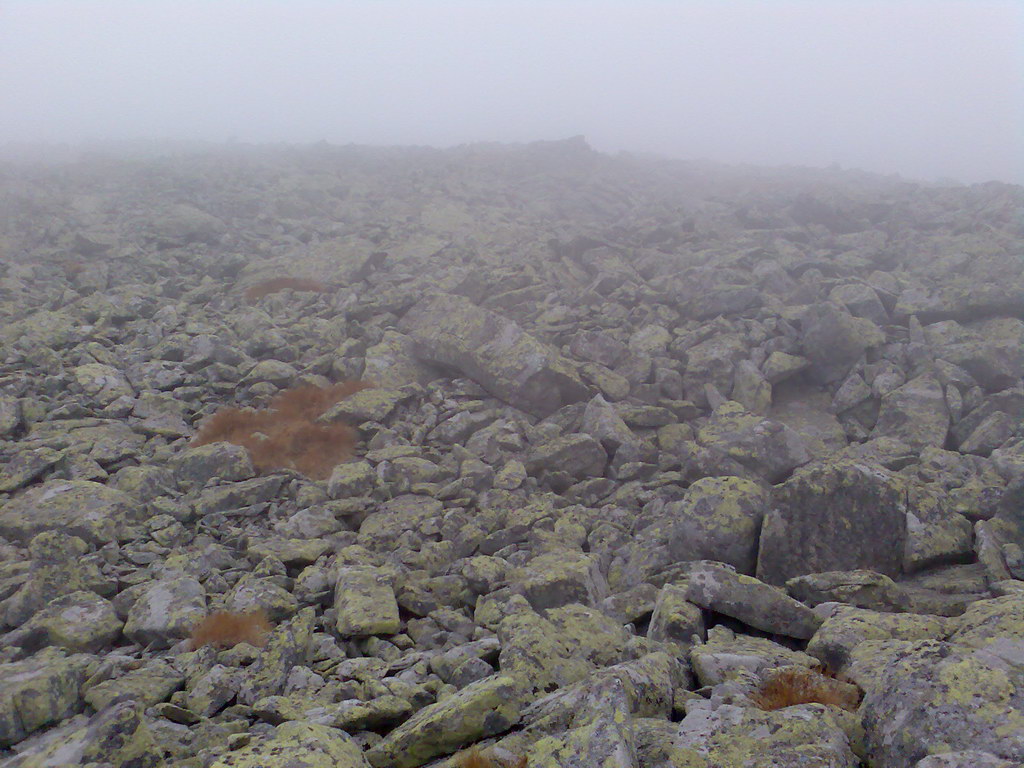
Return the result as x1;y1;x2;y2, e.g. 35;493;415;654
400;293;590;417
682;561;821;639
696;401;811;483
758;461;908;585
871;373;950;451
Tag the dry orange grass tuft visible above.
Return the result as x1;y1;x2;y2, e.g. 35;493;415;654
454;747;527;768
192;382;366;480
750;666;862;712
187;609;273;650
268;381;371;421
244;277;333;303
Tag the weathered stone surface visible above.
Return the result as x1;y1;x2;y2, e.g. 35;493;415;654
872;373;950;451
0;648;91;747
400;293;590;417
758;461;908;585
0;480;138;545
682;561;821;639
697;401;811;483
859;639;1024;767
209;721;370;768
366;675;524;768
123;575;206;649
801;302;885;383
333;565;401;636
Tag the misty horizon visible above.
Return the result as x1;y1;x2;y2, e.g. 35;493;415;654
1;1;1021;185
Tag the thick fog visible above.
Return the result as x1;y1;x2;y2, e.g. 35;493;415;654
1;0;1021;184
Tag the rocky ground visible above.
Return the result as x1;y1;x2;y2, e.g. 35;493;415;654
0;138;1022;768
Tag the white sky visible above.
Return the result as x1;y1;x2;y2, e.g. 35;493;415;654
1;0;1021;183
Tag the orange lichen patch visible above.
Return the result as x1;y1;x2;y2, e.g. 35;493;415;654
191;383;366;480
187;610;272;650
750;666;862;712
243;277;333;303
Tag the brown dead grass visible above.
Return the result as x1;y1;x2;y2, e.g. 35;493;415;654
750;666;862;712
244;277;333;303
455;747;527;768
187;609;272;650
192;382;367;480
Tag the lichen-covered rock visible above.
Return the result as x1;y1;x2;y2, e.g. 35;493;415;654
525;433;608;482
366;675;524;768
333;565;401;636
872;373;950;451
174;442;255;488
758;460;908;585
696;401;811;483
122;575;206;649
497;602;599;695
83;658;184;710
12;590;121;654
208;720;371;768
0;480;138;545
515;549;609;611
0;648;91;747
648;584;705;648
808;605;948;672
682;561;821;639
2;699;163;768
358;494;443;551
801;301;885;384
236;607;316;705
680;333;748;408
71;362;134;406
690;625;821;687
859;639;1024;767
671;700;860;767
400;293;590;417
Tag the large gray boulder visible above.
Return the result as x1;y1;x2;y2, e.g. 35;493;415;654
400;293;590;417
871;373;950;451
758;460;908;585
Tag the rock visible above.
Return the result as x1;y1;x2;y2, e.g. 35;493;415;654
123;575;206;649
0;648;91;747
399;293;590;417
148;203;226;247
696;401;811;483
525;433;607;483
681;333;748;407
366;675;524;768
673;701;860;767
801;302;885;383
209;721;370;768
647;584;705;648
807;604;948;672
829;281;889;325
0;480;138;546
859;639;1024;767
12;591;121;655
871;373;950;451
761;351;810;384
71;363;134;406
758;461;908;585
515;548;609;611
666;476;768;574
925;318;1024;391
682;561;821;639
333;566;401;636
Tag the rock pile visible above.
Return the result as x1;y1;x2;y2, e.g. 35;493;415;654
0;139;1022;767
